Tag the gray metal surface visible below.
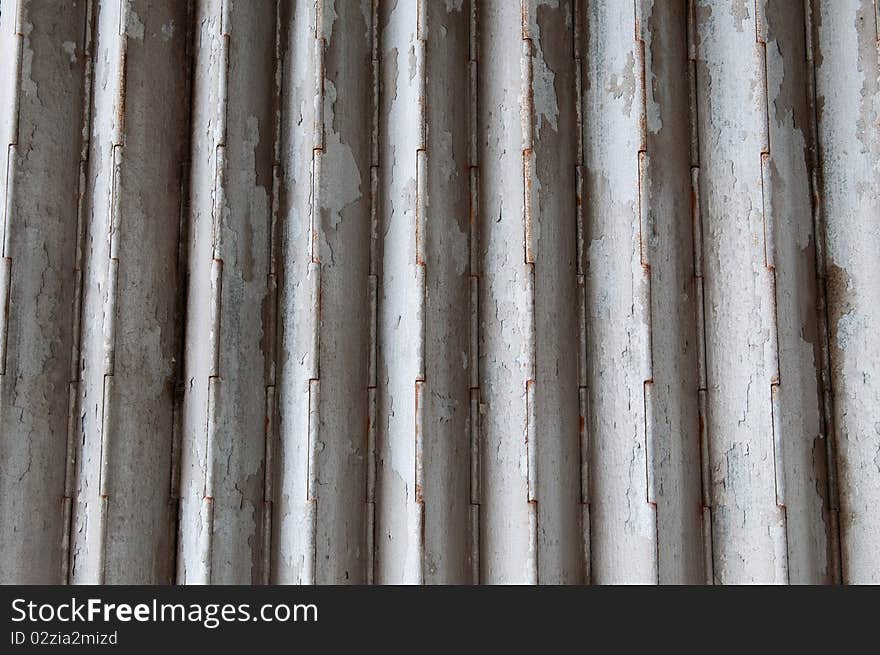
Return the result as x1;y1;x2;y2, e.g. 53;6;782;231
0;0;876;584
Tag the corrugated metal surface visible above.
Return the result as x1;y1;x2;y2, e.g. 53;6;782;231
0;0;877;585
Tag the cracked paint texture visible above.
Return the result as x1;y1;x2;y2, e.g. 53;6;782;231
0;0;875;585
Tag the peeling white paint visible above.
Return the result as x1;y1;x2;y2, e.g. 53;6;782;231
160;21;175;41
125;10;145;41
321;80;363;231
61;41;77;63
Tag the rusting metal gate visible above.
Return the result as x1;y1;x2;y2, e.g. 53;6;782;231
1;0;878;585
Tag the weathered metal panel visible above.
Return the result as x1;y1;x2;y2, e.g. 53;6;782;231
1;0;876;585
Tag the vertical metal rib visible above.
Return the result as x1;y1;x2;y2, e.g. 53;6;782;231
693;0;788;583
573;0;591;584
421;0;472;584
812;0;880;584
761;1;833;584
803;0;842;584
178;0;276;585
477;0;538;584
261;0;285;587
468;0;481;585
71;0;190;584
639;0;705;585
64;0;97;584
687;0;715;586
274;0;372;584
0;0;87;584
525;0;582;585
375;0;428;585
274;0;321;585
581;0;657;583
366;0;380;586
